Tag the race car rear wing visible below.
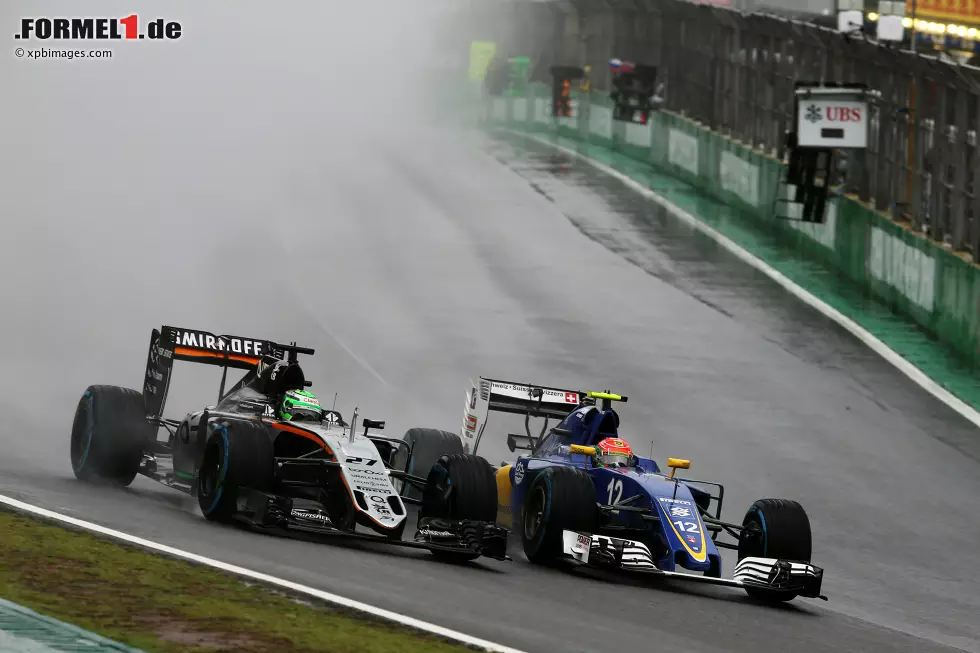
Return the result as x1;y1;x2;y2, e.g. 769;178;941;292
143;325;314;420
462;377;628;456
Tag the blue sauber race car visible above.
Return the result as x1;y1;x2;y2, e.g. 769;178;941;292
460;376;826;603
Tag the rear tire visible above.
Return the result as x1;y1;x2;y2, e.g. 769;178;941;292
420;453;497;562
392;428;464;500
521;466;598;564
70;385;153;486
737;498;812;603
197;421;274;522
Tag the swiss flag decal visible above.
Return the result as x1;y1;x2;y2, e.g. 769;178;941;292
565;392;579;403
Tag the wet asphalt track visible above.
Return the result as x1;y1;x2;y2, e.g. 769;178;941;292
3;2;980;652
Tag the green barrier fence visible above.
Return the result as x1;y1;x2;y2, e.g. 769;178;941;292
478;84;980;373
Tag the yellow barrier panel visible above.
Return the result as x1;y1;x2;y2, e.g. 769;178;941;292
468;41;497;82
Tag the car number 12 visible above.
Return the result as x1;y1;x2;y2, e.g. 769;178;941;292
673;520;700;533
606;478;623;505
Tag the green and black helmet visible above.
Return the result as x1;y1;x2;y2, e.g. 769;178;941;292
279;389;321;423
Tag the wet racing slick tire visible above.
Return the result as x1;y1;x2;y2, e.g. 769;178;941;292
737;498;813;602
197;421;274;522
522;465;599;565
70;385;154;486
392;428;464;501
420;453;497;562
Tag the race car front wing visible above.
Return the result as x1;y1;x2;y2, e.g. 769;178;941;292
415;516;509;560
561;531;826;600
234;490;510;560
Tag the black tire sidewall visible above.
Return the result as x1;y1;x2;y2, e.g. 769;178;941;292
70;390;98;481
738;499;812;562
70;385;150;485
522;466;598;564
421;453;496;522
420;453;496;563
737;498;812;603
396;428;464;500
198;427;232;519
197;421;274;521
522;470;559;562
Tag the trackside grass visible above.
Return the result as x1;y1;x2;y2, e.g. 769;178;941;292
0;508;474;653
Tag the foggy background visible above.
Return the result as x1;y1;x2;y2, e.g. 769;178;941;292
0;0;477;469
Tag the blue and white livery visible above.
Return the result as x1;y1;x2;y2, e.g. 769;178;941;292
463;376;827;603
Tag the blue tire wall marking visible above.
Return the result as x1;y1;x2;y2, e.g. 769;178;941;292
749;506;768;556
433;463;450;499
203;425;230;516
76;391;94;472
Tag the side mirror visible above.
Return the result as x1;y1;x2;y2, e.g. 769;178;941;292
362;418;385;437
667;457;691;479
507;433;534;452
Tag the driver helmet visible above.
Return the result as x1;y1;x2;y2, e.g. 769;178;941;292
279;389;321;423
596;437;633;468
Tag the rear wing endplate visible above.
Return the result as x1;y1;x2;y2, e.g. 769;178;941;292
143;325;314;420
462;377;587;456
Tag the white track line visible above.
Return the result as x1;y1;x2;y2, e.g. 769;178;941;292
507;128;980;431
0;493;527;653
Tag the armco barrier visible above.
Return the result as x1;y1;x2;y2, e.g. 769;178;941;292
481;85;980;372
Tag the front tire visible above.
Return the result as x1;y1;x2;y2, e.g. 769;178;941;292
420;453;497;562
737;498;812;603
70;385;153;486
197;421;274;522
392;428;464;500
521;466;598;564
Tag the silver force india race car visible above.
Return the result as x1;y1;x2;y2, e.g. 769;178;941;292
68;325;508;562
459;376;826;603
